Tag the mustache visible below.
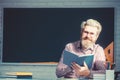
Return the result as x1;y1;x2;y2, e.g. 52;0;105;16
83;37;92;41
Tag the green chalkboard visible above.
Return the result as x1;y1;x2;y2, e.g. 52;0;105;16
2;8;114;62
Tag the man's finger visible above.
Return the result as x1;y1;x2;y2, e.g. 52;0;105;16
71;62;81;69
84;61;88;68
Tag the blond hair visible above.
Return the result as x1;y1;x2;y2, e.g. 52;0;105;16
81;19;102;36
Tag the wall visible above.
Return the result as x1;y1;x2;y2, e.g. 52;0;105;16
0;0;120;79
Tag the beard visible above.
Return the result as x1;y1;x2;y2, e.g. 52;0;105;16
81;37;95;49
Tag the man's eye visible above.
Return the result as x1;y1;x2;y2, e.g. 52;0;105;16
84;31;88;34
90;33;94;35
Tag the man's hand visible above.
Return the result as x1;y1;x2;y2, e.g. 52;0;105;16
71;61;90;77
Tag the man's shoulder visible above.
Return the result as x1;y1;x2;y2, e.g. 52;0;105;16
66;40;80;46
65;40;80;51
95;44;104;50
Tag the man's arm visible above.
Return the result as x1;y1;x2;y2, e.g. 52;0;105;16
93;45;106;70
56;43;74;78
90;45;106;77
56;55;72;78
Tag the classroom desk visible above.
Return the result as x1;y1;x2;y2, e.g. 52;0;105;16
0;78;93;80
57;78;93;80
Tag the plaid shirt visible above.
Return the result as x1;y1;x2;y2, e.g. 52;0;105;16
56;40;106;78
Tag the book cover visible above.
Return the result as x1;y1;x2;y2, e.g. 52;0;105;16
63;50;94;69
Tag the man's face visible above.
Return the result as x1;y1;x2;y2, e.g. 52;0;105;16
81;25;98;49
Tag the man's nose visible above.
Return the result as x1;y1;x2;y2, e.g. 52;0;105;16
86;33;91;38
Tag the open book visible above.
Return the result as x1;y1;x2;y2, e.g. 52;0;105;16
63;50;94;69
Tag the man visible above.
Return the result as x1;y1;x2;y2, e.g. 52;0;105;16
56;19;106;78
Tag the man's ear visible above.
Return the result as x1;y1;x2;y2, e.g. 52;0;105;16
95;33;100;41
